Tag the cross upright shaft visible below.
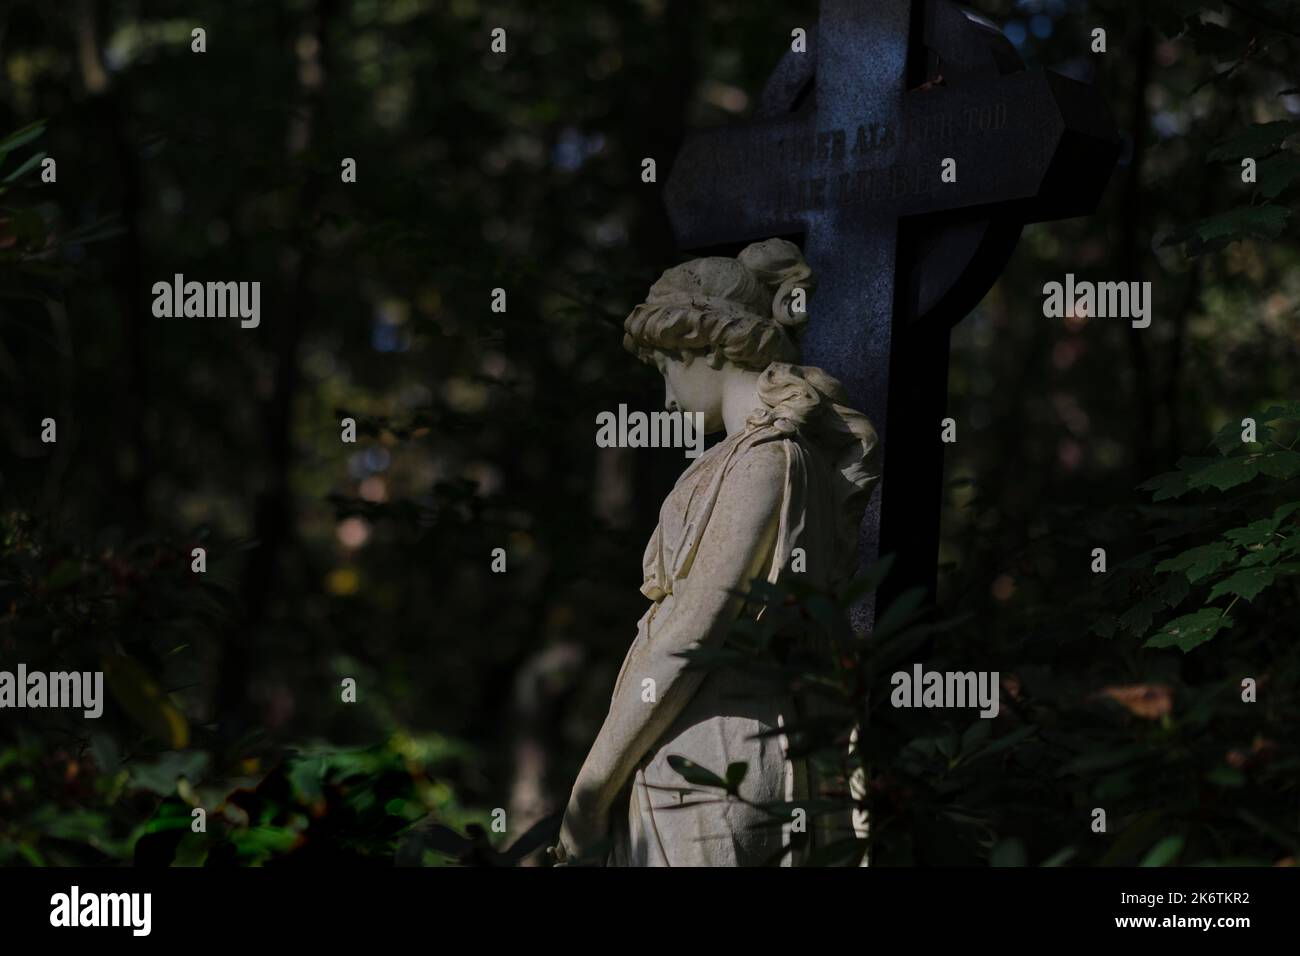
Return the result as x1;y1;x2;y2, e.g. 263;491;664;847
663;0;1119;625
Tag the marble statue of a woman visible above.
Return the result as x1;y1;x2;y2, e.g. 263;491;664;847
551;238;879;867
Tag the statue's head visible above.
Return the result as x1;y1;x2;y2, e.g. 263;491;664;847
624;238;814;430
624;238;880;573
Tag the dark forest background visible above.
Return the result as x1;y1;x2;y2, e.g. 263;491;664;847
0;0;1297;866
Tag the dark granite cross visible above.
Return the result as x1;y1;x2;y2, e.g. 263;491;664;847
663;0;1118;624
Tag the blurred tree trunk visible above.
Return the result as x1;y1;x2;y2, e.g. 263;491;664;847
507;640;581;863
216;0;339;730
1118;11;1155;480
74;0;150;523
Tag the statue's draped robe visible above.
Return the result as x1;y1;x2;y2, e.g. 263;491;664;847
594;412;845;866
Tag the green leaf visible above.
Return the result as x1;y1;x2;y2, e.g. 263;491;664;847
230;825;304;863
1207;121;1300;162
1155;543;1236;582
1275;502;1300;524
962;725;1037;765
55;213;124;246
1091;612;1118;639
0;121;46;162
960;718;992;753
1139;835;1184;867
1141;456;1219;499
288;754;328;803
1144;608;1233;652
872;586;926;640
44;558;84;591
805;593;840;637
1039;847;1079;867
840;554;895;606
9;207;46;246
129;751;209;797
1207;766;1245;788
1060;744;1148;775
1193;205;1290;243
1140;469;1186;500
1;150;46;185
1240;545;1283;567
1260;401;1300;423
1119;594;1167;634
1256;448;1300;479
1185;455;1261;492
1212;416;1273;452
102;652;190;748
1162;572;1191;608
666;755;727;789
1207;567;1275;602
1224;513;1289;548
90;734;121;776
32;808;110;842
1257;154;1300;199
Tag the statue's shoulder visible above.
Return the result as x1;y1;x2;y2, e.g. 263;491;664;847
718;426;792;494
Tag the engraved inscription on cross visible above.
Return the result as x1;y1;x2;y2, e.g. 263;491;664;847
663;0;1119;624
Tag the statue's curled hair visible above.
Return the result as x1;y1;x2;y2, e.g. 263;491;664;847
624;239;879;575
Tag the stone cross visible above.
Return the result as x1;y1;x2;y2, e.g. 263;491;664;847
663;0;1118;623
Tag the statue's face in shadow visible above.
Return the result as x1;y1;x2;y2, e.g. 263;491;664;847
656;351;725;434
